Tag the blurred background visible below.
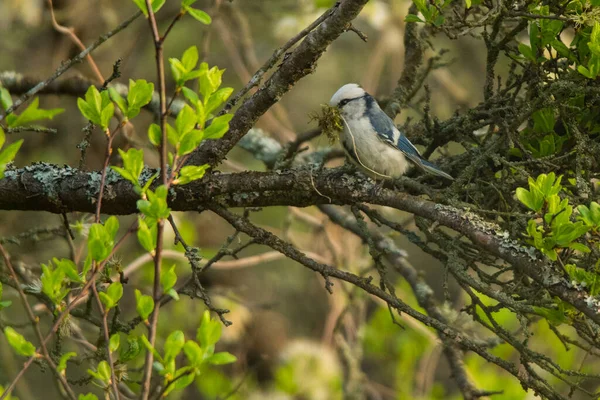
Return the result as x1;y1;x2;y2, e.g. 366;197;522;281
0;0;560;399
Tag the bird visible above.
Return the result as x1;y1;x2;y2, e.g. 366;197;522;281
329;83;453;181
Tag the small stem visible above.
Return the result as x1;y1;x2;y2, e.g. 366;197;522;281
91;284;121;400
0;244;78;400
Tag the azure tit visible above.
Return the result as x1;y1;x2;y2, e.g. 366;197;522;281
329;83;453;181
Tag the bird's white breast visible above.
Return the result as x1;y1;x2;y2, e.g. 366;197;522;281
340;110;409;180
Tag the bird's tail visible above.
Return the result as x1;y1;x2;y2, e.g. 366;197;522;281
419;159;454;180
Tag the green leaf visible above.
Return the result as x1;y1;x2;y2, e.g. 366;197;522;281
175;164;209;185
41;261;69;305
181;87;199;104
568;242;590;253
181;46;199;72
533;305;568;326
183;340;203;366
57;352;77;373
6;98;64;128
205;87;234;115
169;58;186;85
120;336;142;362
126;79;154;119
137;217;157;253
164;330;185;362
140;334;163;362
132;0;166;16
88;360;111;384
4;327;36;357
88;223;113;262
135;289;155;321
148;123;162;147
577;202;600;228
178;129;204;156
161;264;178;293
0;87;12;111
518;43;536;62
0;126;5;149
100;102;115;131
184;6;212;24
515;187;544;212
100;282;123;310
77;86;112;129
109;334;120;353
532;108;554;133
53;258;84;283
108;88;128;116
167;123;179;147
182;0;197;6
578;65;593;79
0;139;23;165
203;114;233;140
464;0;471;8
166;288;180;301
137;185;170;220
197;310;222;347
115;148;144;187
206;351;237;365
170;370;196;392
104;217;119;240
176;104;197;136
78;394;98;400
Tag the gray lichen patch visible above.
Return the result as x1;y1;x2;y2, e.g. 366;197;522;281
434;203;540;262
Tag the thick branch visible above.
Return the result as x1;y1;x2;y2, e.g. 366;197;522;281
185;0;370;167
0;164;596;326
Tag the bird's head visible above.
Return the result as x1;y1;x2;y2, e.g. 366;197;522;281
329;83;366;109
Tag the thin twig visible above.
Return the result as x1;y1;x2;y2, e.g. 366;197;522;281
0;244;78;400
0;10;142;120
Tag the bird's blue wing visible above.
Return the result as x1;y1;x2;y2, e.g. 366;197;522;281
364;95;398;147
396;134;423;160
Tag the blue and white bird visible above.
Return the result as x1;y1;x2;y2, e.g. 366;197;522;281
329;83;453;181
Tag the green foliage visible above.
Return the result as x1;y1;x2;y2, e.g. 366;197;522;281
197;310;222;348
87;217;119;263
131;0;165;16
174;165;209;185
99;282;123;310
405;0;447;26
119;336;142;362
515;172;562;212
181;1;212;24
0;87;12;111
169;46;205;88
0;385;19;400
0;126;23;179
4;327;36;357
137;217;157;254
57;352;77;374
137;185;170;221
517;173;590;261
109;333;120;353
87;360;112;387
135;289;154;321
77;86;114;130
160;264;179;300
112;148;150;194
40;258;84;307
5;97;63;128
136;310;236;397
78;394;98;400
0;282;12;309
109;79;154;119
577;202;600;232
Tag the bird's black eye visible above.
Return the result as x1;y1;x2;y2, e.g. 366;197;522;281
339;99;350;106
